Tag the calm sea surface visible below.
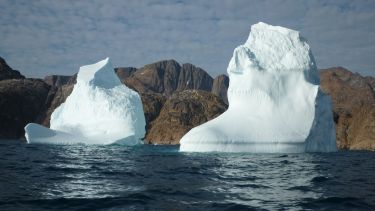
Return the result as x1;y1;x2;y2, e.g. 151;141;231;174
0;140;375;210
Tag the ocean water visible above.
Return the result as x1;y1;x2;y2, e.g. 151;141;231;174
0;140;375;210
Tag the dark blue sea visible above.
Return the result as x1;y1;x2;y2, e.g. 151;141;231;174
0;140;375;210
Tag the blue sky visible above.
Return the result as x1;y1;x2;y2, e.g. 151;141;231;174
0;0;374;78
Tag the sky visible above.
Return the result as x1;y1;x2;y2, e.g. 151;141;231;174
0;0;375;78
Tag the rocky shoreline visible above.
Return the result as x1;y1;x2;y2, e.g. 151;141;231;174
0;57;374;150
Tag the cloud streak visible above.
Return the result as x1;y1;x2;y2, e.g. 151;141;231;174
0;0;374;78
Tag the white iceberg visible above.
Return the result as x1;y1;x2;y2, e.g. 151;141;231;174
25;58;146;145
180;22;337;153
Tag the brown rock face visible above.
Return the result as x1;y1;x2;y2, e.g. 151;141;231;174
124;60;181;96
211;74;229;104
0;57;25;81
0;79;50;139
66;74;77;85
346;105;375;150
176;63;213;92
115;67;137;82
36;84;74;127
365;76;375;92
145;90;228;144
44;75;72;87
320;67;375;150
140;93;167;134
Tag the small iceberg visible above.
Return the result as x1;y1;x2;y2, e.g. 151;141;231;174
25;58;146;145
179;22;337;153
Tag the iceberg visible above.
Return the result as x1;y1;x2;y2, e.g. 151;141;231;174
180;22;337;153
25;58;146;145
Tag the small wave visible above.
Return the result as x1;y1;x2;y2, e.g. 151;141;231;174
287;185;311;192
44;166;90;173
148;188;197;198
0;194;155;210
300;196;373;210
216;175;259;182
235;183;270;189
206;202;260;211
311;176;330;183
279;160;292;164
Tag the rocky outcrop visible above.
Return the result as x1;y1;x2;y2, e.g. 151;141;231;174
0;57;24;81
211;74;229;104
345;105;375;150
320;67;375;150
124;60;181;96
36;84;74;127
176;63;213;92
66;74;77;85
140;93;167;135
115;67;137;82
365;76;375;92
124;60;214;96
44;75;72;87
145;90;228;144
39;73;78;126
0;79;50;139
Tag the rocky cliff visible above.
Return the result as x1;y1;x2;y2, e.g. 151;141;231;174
211;74;229;104
0;57;25;81
37;84;74;127
44;75;71;87
320;67;375;150
124;60;214;96
0;79;50;139
115;67;137;82
124;60;181;96
145;90;227;144
0;57;49;139
176;63;213;92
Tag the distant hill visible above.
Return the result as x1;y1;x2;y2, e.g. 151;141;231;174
0;57;24;81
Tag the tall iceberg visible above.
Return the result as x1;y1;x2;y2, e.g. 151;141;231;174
25;58;146;145
180;22;337;153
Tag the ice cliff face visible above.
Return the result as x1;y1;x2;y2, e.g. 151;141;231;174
25;58;146;145
180;22;337;153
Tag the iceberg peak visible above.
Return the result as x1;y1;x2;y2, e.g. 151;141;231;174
237;22;316;77
248;22;300;37
77;57;122;89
